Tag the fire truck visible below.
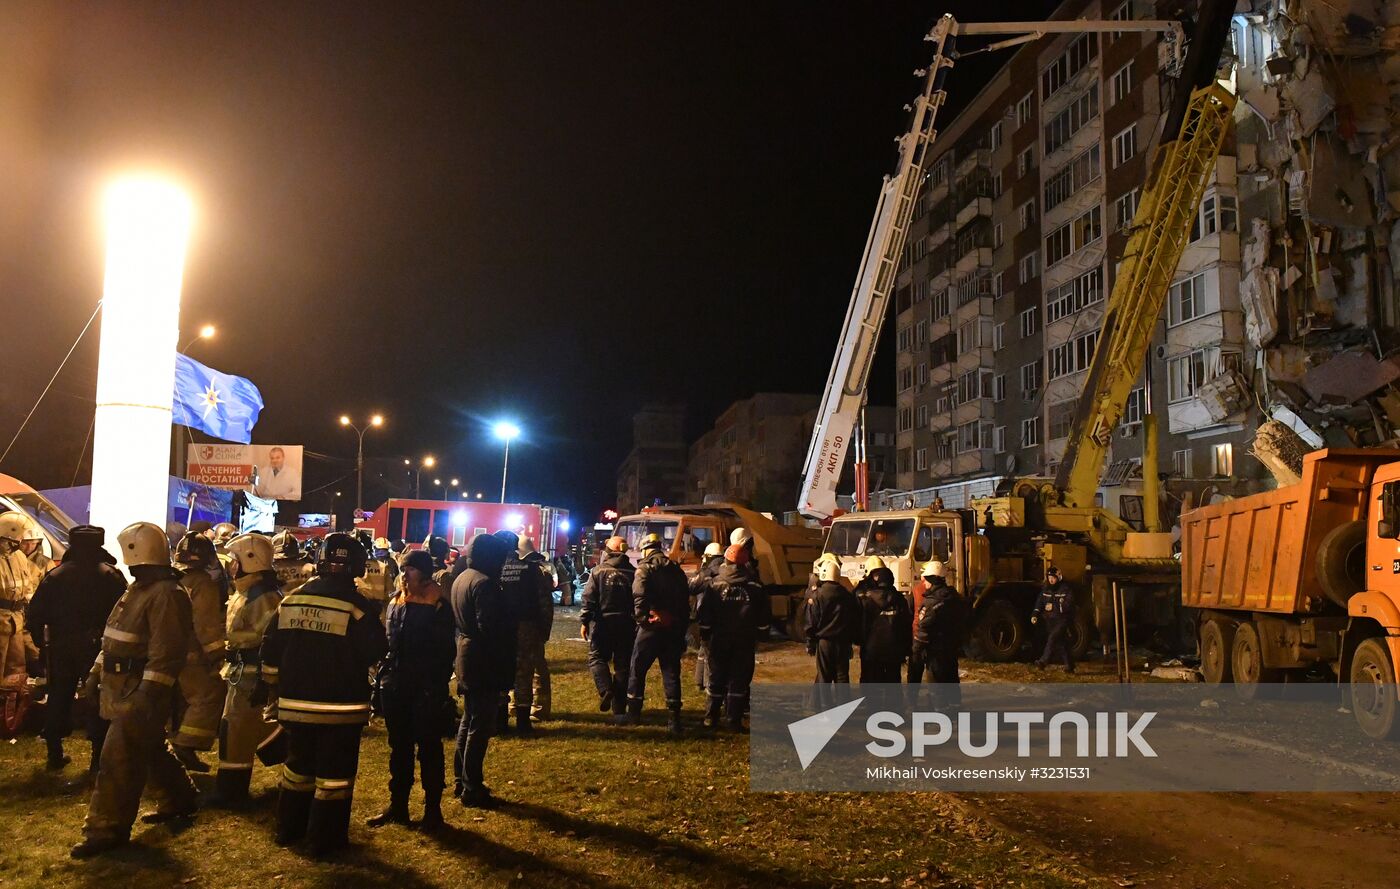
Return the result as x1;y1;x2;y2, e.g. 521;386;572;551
354;497;570;554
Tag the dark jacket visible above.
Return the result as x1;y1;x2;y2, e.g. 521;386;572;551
507;550;554;635
695;561;771;644
861;576;912;662
449;533;517;692
1034;581;1076;622
26;546;126;670
260;573;388;725
804;580;861;645
689;555;724;592
580;551;635;624
632;550;690;634
379;594;455;694
914;580;966;649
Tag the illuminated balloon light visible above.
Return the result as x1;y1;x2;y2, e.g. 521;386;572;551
89;176;193;568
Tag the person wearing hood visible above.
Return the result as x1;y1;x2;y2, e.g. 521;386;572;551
625;533;691;734
169;532;229;773
694;545;770;730
689;541;725;695
859;559;911;683
449;531;515;809
804;554;860;684
580;536;636;722
509;536;555;727
72;523;198;859
425;536;454;588
910;561;966;708
26;525;127;771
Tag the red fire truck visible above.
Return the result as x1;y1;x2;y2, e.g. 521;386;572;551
353;497;570;554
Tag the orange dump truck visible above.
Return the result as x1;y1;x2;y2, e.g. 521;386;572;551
1181;448;1400;738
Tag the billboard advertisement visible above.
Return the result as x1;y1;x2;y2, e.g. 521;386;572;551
187;443;304;501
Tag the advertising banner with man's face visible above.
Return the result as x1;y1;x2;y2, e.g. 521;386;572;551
187;443;304;501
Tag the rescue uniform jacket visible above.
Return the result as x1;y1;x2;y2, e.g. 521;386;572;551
804;580;861;645
97;567;193;720
695;562;771;644
222;571;282;684
449;533;516;692
914;581;966;648
379;592;455;694
357;556;399;605
179;568;228;666
861;582;913;663
0;547;32;611
689;555;724;593
632;551;690;634
580;552;635;624
26;548;126;669
512;551;555;635
259;574;387;725
1034;582;1077;622
273;558;312;595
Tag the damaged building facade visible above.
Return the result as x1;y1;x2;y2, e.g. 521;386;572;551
890;0;1400;520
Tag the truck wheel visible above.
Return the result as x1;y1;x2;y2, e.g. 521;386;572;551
1350;638;1400;740
1200;619;1234;684
974;599;1027;662
1067;608;1094;661
1316;520;1366;609
1230;621;1281;699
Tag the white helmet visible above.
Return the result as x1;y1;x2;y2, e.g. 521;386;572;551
730;527;753;546
117;522;172;567
703;541;724;559
921;560;947;579
372;536;391;551
212;523;238;545
814;556;842;584
0;513;40;545
227;534;275;574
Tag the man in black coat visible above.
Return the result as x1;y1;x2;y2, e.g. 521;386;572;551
859;563;911;683
26;525;126;770
910;561;967;709
580;536;636;722
695;545;769;730
804;555;859;684
625;533;690;734
450;532;515;808
1032;566;1076;674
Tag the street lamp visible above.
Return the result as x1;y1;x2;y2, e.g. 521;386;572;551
180;323;216;353
414;455;435;498
493;421;521;503
329;490;342;530
339;413;384;513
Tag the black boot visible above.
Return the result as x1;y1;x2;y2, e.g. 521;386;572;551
599;686;614;712
666;702;684;737
46;740;70;771
275;789;313;846
515;708;534;737
623;697;642;726
70;833;128;859
366;795;410;827
418;791;445;829
495;702;511;734
307;797;353;856
171;744;210;773
211;768;252;808
702;697;722;730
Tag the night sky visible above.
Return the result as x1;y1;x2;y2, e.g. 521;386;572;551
0;1;1057;525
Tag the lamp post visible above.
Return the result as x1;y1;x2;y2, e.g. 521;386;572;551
493;421;520;503
414;455;435;498
329;490;341;530
339;414;383;512
180;324;216;353
90;176;193;559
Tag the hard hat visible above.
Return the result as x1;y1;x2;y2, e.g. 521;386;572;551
604;536;627;553
227;534;275;574
730;527;753;546
212;523;238;545
863;555;886;573
815;552;841;567
317;532;368;578
174;532;219;568
921;560;947;579
814;559;841;584
0;513;37;543
272;531;301;560
373;536;391;551
724;543;750;565
703;541;724;559
117;521;172;568
640;532;665;552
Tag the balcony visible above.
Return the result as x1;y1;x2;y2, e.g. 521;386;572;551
953;449;996;476
955;196;993;232
929;266;952;296
953;397;994;426
928;222;951;251
953;292;993;322
954;245;993;276
955;345;996;372
955;149;991;179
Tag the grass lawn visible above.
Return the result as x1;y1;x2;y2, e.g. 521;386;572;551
0;626;1102;889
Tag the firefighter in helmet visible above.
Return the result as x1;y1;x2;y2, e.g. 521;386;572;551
169;532;228;772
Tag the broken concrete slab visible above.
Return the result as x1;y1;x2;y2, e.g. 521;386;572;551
1198;370;1252;423
1283;66;1336;137
1309;136;1378;226
1252;419;1309;485
1302;350;1400;404
1241;267;1280;346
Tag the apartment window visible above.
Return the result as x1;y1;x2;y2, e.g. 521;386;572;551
1020;360;1043;396
1044;206;1102;267
1016;92;1033;128
1190;192;1239;242
1168;347;1242;402
1173;448;1193;478
897;326;912;352
1043;144;1101;211
1018;199;1037;233
1123;387;1145;427
1111;63;1135;105
1112;124;1138;167
1113;189;1140;231
934;384;951;414
915;404;929;429
993;374;1007;402
928;158;949;189
1018;147;1034;178
916;319;929;347
1211;443;1234;477
899;366;914;392
1043;85;1100;155
1020;307;1039;338
916;362;929;387
1018;251;1039;284
1048;399;1077;441
958;420;994;453
1046;266;1104;323
993;271;1004;299
956;318;993;355
913;280;929;303
991;172;1003;198
913;236;930;262
1168;272;1209;326
932;288;950;319
993;222;1004;248
989;121;1003;152
936;435;955;460
993;425;1007;454
1048;330;1099;380
1041;33;1098;100
898;408;913;432
916;448;929;472
993;322;1006;352
1021;416;1042;448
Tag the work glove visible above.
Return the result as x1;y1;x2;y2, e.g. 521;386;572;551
806;641;817;657
1030;615;1039;625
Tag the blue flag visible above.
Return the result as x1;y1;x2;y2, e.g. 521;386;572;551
172;353;264;443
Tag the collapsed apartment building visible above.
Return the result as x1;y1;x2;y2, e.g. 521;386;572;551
887;0;1400;525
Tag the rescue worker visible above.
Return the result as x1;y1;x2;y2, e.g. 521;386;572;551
17;515;54;586
26;525;126;770
170;533;228;772
72;522;198;859
210;523;237;600
490;529;533;733
272;532;312;594
450;532;516;808
426;536;453;587
1032;566;1076;673
690;541;725;693
212;523;238;549
729;528;757;579
910;561;966;708
580;536;635;722
552;551;577;606
213;533;283;805
512;536;554;725
259;533;387;855
804;554;860;684
853;555;886;599
357;536;399;619
367;550;454;829
695;544;769;730
625;532;690;734
859;558;911;683
0;514;37;688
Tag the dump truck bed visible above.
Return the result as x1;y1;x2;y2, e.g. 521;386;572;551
1181;449;1396;614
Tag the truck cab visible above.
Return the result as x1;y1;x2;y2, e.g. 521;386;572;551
821;509;984;595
